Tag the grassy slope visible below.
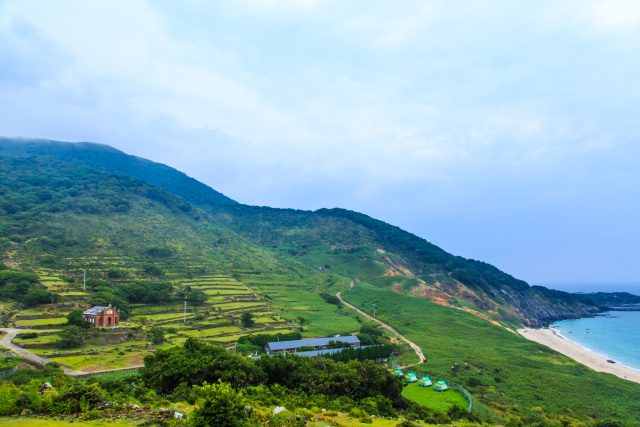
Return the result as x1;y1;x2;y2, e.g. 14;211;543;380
402;383;468;412
1;143;638;424
344;283;640;424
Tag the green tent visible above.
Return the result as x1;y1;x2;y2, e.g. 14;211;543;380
419;376;432;387
434;380;448;392
394;369;404;376
405;372;418;383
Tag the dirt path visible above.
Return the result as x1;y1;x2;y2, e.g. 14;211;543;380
0;328;141;376
336;292;426;366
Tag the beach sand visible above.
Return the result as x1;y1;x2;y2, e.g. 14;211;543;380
518;328;640;384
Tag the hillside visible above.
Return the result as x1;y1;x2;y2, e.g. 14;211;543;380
0;138;600;327
1;138;639;425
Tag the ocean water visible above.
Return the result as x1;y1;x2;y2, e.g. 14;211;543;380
552;311;640;371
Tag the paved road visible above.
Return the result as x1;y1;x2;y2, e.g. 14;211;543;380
336;292;426;366
0;328;141;376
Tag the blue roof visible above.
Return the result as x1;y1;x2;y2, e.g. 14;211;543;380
83;306;108;315
266;335;360;351
295;348;349;357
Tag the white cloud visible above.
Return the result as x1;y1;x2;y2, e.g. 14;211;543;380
581;0;640;33
343;2;439;47
1;0;639;281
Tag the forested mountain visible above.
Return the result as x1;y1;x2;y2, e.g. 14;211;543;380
0;137;602;327
3;137;640;426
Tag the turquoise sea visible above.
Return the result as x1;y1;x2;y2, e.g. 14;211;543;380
552;310;640;371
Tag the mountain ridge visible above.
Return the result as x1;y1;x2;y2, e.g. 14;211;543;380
0;137;605;326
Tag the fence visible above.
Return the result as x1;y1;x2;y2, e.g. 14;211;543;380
449;381;473;413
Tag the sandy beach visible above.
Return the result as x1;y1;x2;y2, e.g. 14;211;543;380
518;328;640;384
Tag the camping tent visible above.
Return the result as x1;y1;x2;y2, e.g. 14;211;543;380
419;376;432;387
394;369;404;376
405;372;418;383
434;380;448;391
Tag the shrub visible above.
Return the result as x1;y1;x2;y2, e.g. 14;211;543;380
51;382;108;414
320;292;341;305
240;312;255;328
148;326;165;345
66;309;91;328
58;325;85;348
191;381;249;427
19;332;38;339
0;383;21;415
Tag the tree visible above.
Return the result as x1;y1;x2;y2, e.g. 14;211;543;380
22;288;53;307
52;381;108;414
58;325;85;348
141;339;265;394
66;309;90;328
89;292;130;319
177;286;206;306
148;326;165;345
240;312;255;328
191;381;249;427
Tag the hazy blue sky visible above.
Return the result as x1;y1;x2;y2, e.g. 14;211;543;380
1;1;639;287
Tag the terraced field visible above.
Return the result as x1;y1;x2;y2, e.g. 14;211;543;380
237;272;361;336
9;272;293;371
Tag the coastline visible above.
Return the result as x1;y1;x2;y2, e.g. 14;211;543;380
518;327;640;384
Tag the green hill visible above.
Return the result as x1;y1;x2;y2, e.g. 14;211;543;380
1;138;639;425
0;138;598;327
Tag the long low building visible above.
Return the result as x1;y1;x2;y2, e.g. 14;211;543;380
265;335;360;355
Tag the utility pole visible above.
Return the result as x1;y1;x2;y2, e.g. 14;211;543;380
372;303;377;318
83;270;87;291
183;296;187;323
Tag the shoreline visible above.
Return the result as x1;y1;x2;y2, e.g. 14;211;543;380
518;327;640;384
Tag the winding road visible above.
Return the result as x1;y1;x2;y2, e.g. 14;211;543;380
0;328;141;376
336;292;426;366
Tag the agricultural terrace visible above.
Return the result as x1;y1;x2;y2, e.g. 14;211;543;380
9;269;292;371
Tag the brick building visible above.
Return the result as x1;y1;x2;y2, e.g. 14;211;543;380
83;304;119;328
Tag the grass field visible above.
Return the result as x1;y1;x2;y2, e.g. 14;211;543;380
6;271;306;371
239;272;361;336
15;318;68;327
14;334;61;345
50;351;144;371
402;383;468;412
345;283;640;424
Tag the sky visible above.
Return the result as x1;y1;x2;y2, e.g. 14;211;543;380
0;0;639;287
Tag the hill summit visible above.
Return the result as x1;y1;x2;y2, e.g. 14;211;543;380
0;137;601;327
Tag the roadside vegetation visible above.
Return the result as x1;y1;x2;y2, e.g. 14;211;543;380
0;339;475;426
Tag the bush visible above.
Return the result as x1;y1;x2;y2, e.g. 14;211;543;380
191;381;249;427
0;383;20;415
240;312;255;328
66;309;91;328
320;292;341;305
141;338;265;394
51;382;108;414
148;326;165;345
19;332;38;339
58;325;85;348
